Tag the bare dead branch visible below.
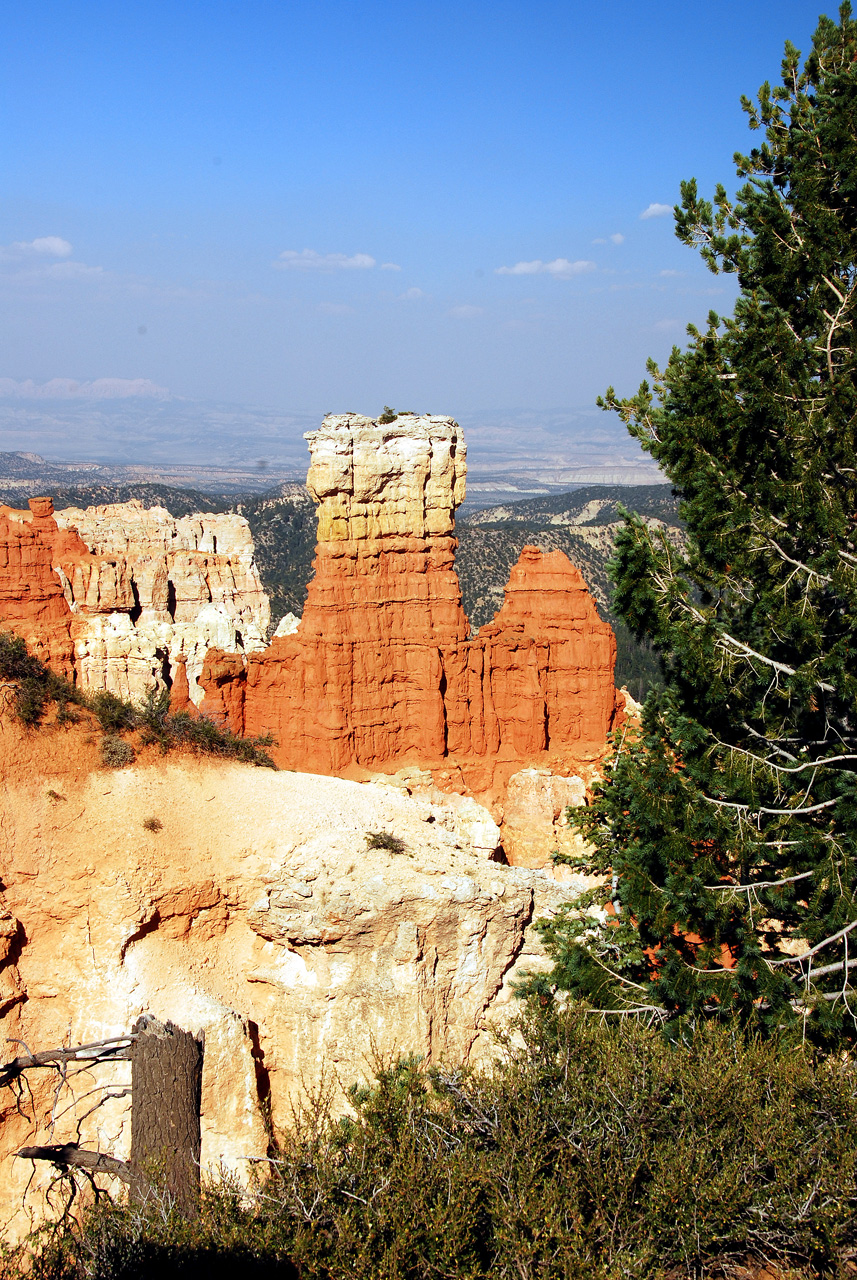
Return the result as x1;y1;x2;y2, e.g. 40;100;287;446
16;1143;132;1184
0;1036;134;1088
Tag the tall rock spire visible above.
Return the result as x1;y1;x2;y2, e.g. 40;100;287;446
200;412;621;776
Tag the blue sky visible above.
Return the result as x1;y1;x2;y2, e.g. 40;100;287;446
0;0;827;436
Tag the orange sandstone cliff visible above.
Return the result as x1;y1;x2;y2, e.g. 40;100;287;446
0;497;94;675
200;413;621;776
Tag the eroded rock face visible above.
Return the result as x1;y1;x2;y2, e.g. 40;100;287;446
200;413;621;776
0;498;270;705
501;768;589;868
0;498;91;675
53;501;270;704
0;716;575;1236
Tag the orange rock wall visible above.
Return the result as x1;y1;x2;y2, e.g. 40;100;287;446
200;414;619;773
0;498;89;675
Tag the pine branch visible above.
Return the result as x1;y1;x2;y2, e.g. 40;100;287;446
706;869;818;891
767;917;857;966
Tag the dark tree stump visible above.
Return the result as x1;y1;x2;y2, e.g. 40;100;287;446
130;1016;203;1218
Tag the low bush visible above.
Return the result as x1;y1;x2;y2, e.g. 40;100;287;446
0;631;276;769
5;1009;856;1278
0;633;87;727
90;690;138;734
366;830;406;853
132;685;276;767
101;735;137;768
142;816;163;832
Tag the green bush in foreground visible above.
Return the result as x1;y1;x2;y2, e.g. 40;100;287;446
6;1010;856;1279
0;631;276;769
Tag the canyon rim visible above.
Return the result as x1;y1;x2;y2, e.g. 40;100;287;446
0;411;626;1235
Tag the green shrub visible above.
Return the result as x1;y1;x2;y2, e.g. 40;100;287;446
365;831;406;853
0;632;276;768
0;631;47;684
152;711;276;768
142;816;163;832
101;735;137;768
90;690;138;734
13;675;49;726
7;1010;855;1279
0;632;87;727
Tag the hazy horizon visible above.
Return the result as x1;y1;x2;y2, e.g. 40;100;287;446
0;392;663;495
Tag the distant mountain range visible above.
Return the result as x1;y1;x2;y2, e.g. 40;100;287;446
0;451;299;497
0;397;662;502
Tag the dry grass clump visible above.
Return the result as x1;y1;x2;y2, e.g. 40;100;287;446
100;735;136;768
365;831;406;854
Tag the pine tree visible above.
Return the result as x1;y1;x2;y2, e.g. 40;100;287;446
537;5;857;1045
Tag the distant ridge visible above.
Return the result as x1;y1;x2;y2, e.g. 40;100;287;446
0;451;301;498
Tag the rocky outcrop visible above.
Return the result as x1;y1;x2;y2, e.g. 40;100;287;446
200;414;621;779
0;714;576;1236
500;768;589;868
0;497;269;705
0;498;89;675
54;501;270;704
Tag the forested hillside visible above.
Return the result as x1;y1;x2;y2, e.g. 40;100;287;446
0;482;232;518
234;485;316;624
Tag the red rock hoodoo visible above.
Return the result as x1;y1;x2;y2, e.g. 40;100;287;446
0;497;91;675
200;413;621;775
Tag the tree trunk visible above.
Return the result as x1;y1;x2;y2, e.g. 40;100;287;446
130;1015;203;1218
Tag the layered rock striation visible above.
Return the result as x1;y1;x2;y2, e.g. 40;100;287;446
55;500;269;704
200;413;621;776
0;497;94;676
0;497;269;704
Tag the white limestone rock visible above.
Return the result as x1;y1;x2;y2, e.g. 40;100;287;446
55;500;270;703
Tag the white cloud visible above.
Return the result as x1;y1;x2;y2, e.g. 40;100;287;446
27;236;73;257
610;233;625;244
275;249;376;271
0;377;170;400
399;287;426;300
448;304;484;318
640;203;672;220
0;236;105;286
495;258;596;278
653;319;679;332
0;235;74;262
380;262;401;271
659;269;682;277
40;260;103;280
